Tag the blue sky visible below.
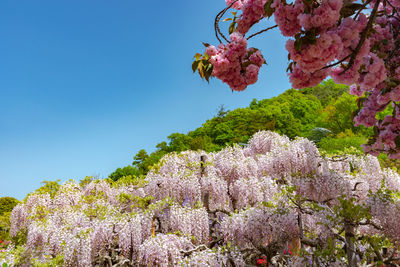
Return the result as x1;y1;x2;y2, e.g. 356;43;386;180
0;0;291;199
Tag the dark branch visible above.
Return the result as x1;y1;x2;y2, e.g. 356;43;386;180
181;244;208;257
343;0;381;72
247;25;278;40
214;1;239;43
322;54;351;69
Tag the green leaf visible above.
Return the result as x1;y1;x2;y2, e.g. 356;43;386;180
201;59;210;66
192;60;200;73
3;263;8;267
198;61;204;78
205;63;213;73
264;0;275;17
341;3;365;18
242;61;253;69
340;6;356;18
231;11;237;16
247;48;259;57
305;30;317;45
229;21;237;34
205;71;210;83
194;53;202;61
294;39;302;52
286;62;293;72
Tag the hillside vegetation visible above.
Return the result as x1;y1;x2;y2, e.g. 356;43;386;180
110;80;389;181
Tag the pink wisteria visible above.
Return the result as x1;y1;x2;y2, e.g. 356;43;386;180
193;0;400;158
3;131;400;266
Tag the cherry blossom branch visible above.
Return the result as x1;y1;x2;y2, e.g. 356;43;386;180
215;9;228;43
247;25;278;40
385;39;400;65
354;0;373;20
214;1;239;43
343;0;381;72
384;0;399;13
322;54;351;69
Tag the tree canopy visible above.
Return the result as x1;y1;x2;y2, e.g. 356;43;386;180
109;80;383;179
0;197;19;216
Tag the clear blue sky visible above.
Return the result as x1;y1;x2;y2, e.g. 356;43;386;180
0;0;291;199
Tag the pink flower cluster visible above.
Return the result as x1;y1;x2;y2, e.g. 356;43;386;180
235;0;268;34
297;0;343;30
287;32;343;73
288;65;329;89
206;32;265;91
272;0;304;36
201;0;400;158
226;0;245;10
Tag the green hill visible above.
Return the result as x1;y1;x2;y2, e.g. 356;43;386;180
109;80;393;181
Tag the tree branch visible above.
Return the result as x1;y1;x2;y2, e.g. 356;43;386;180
247;25;278;40
181;244;209;257
343;0;381;73
214;1;239;43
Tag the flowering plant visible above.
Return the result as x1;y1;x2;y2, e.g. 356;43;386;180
256;256;267;266
3;131;400;266
193;0;400;159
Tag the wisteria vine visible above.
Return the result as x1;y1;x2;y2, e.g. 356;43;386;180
2;131;400;266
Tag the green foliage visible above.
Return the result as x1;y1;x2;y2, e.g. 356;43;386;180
109;175;147;188
5;244;29;266
318;131;367;155
377;153;400;172
301;79;349;107
334;196;371;222
28;180;61;199
0;197;19;216
320;92;371;136
109;165;141;182
307;127;332;143
117;193;154;210
192;47;213;82
32;254;64;267
223;12;238;34
0;198;19;242
108;80;399;180
133;149;149;172
79;176;97;187
11;230;27;247
0;212;11;241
